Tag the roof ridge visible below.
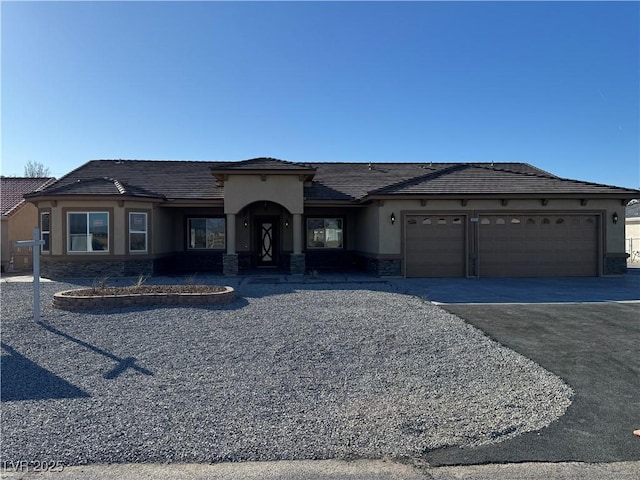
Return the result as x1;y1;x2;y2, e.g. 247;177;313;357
472;163;558;179
31;176;165;197
367;164;468;196
475;163;639;191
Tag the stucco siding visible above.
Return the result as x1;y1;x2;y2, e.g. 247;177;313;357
354;204;379;254
371;198;624;257
1;218;8;269
4;204;39;271
224;175;304;214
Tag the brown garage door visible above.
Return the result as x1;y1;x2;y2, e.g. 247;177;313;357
478;214;599;277
405;215;466;277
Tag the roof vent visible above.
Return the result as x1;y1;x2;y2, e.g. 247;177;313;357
368;162;373;170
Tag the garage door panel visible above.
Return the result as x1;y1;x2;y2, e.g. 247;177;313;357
405;215;465;277
479;214;598;277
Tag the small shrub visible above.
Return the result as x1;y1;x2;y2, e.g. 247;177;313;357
135;274;149;290
184;273;198;287
91;276;110;293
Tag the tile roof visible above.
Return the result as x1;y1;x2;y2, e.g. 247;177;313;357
1;177;56;216
27;160;225;200
210;157;315;171
25;159;640;203
368;164;637;197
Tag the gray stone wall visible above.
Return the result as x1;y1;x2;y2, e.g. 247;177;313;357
364;257;402;277
41;258;153;280
290;254;305;275
604;255;628;275
223;254;239;276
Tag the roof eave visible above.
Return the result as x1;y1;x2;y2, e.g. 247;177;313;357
362;192;639;202
160;198;224;207
303;199;362;207
23;193;166;203
210;168;317;183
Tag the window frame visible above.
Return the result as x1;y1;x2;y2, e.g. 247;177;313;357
186;217;226;250
40;211;50;253
66;211;110;253
128;212;148;253
306;217;344;250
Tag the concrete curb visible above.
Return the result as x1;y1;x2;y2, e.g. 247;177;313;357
2;460;640;480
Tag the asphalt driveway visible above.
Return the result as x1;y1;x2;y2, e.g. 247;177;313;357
403;277;640;466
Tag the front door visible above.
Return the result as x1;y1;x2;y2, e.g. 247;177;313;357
256;217;279;267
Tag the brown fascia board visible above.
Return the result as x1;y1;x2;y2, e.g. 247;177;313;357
210;168;316;182
159;198;224;207
362;192;639;202
24;194;166;205
303;199;363;208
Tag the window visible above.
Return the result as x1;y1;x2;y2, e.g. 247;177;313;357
68;212;109;252
510;218;521;224
129;212;148;252
40;212;50;252
307;218;343;249
188;218;225;249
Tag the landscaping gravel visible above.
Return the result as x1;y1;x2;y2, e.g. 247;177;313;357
0;278;573;466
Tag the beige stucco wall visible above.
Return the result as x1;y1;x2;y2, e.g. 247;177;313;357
353;204;380;254
223;175;304;214
2;203;40;271
374;197;625;255
33;199;159;257
1;217;8;268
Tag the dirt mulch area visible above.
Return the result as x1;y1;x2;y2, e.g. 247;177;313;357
60;285;227;296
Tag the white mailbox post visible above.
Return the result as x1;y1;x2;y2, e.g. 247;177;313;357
14;227;45;322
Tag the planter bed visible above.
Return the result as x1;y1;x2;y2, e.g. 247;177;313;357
53;285;235;311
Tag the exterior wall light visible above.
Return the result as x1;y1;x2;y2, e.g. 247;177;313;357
390;212;396;224
285;218;290;228
243;218;248;228
612;212;618;224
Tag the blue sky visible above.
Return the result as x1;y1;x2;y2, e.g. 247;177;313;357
2;1;639;188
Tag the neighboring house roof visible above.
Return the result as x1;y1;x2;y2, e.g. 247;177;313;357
626;201;640;218
1;176;56;216
23;158;640;204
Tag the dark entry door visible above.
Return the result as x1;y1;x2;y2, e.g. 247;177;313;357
256;217;279;267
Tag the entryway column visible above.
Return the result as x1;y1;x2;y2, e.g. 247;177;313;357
290;213;305;275
223;213;238;275
293;213;302;255
226;214;236;255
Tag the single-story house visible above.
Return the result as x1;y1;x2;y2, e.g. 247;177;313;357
23;158;639;279
1;176;56;273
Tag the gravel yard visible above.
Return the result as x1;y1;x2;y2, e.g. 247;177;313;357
1;278;572;466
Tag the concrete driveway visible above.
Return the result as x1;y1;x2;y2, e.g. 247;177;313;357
395;271;640;466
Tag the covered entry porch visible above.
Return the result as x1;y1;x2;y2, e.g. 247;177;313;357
222;200;305;275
